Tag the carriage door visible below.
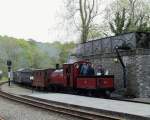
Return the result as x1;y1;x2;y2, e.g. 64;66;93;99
63;64;72;87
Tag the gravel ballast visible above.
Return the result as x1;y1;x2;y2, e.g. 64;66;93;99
0;96;81;120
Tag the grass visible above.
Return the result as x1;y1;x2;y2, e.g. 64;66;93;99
0;76;8;83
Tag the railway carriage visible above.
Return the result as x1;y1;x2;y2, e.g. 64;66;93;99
32;68;55;89
14;68;32;86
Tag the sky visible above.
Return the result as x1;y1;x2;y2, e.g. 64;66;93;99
0;0;63;43
0;0;111;43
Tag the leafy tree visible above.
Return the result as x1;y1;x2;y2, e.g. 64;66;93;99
87;24;104;40
0;35;75;76
0;37;21;71
105;0;150;34
109;8;131;35
53;41;76;65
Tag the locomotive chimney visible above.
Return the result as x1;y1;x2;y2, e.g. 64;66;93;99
56;64;59;69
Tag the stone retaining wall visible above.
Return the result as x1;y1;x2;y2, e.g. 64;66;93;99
77;49;150;97
75;32;150;97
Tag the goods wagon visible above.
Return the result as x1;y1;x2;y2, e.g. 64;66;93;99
32;68;55;89
14;68;33;86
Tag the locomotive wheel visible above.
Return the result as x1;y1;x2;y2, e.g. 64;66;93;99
48;85;54;92
54;86;58;92
87;91;92;97
105;91;111;98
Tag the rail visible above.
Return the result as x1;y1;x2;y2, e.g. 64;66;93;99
0;116;5;120
0;90;121;120
0;82;150;120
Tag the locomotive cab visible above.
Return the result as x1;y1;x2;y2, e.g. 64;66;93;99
46;60;115;96
63;61;115;96
63;61;89;89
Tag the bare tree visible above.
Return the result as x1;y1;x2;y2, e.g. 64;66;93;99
128;0;137;21
65;0;101;43
128;0;150;31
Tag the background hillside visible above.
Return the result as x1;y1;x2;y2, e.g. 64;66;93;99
0;35;75;75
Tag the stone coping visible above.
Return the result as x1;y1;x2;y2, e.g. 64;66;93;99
76;48;150;58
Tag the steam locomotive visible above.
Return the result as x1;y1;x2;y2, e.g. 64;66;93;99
14;61;115;96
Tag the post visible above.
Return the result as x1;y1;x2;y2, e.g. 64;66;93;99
115;47;127;88
7;60;12;86
123;67;127;88
30;76;34;93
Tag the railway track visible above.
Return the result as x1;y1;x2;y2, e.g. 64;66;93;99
0;116;4;120
110;97;150;105
0;90;121;120
2;81;150;105
0;82;150;120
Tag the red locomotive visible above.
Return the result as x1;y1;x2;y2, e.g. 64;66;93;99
32;61;115;96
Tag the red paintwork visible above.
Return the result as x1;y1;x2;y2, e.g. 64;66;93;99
63;61;91;88
76;77;97;89
32;68;55;88
50;69;66;86
32;60;115;92
97;77;114;88
76;76;114;90
32;70;45;88
63;64;73;87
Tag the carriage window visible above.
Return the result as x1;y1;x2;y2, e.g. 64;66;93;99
45;72;47;77
74;63;79;68
66;68;69;73
79;64;83;75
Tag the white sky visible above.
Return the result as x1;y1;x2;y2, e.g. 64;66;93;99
0;0;111;43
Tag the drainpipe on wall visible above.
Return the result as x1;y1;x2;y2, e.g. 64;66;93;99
115;47;127;88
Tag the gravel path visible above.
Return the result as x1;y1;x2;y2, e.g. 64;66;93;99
0;83;42;95
0;96;81;120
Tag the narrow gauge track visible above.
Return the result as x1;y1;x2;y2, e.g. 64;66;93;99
0;90;121;120
110;97;150;105
0;82;150;120
0;116;5;120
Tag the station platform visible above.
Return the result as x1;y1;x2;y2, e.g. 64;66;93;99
1;83;150;118
29;93;150;118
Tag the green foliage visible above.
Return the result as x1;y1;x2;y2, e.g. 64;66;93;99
0;36;75;76
109;8;131;35
132;16;150;32
106;0;150;35
52;41;76;65
0;77;8;82
87;24;104;40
